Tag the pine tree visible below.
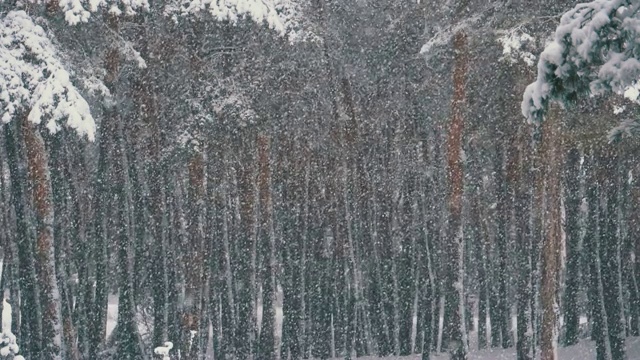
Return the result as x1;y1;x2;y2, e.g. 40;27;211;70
522;0;640;132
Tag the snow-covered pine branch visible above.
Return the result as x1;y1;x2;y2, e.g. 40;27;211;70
164;0;307;40
522;0;640;124
50;0;309;41
58;0;150;25
496;28;536;67
420;13;482;61
0;11;96;141
608;117;640;141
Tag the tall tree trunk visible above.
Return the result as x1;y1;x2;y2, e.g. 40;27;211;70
219;153;237;358
89;113;111;358
3;119;43;359
310;162;334;360
388;145;403;357
113;114;146;359
281;143;309;360
539;106;562;360
368;193;391;357
443;29;468;360
530;125;544;358
67;137;92;359
90;14;120;356
419;176;436;360
562;147;581;346
493;142;512;349
515;129;533;360
598;145;626;360
256;134;277;360
182;149;207;358
21;117;63;359
235;135;258;359
130;18;170;348
48;133;81;360
150;161;169;348
584;149;610;360
628;161;640;336
477;201;491;351
180;19;209;358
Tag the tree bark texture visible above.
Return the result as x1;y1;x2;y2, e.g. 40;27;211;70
21;117;63;360
443;29;468;360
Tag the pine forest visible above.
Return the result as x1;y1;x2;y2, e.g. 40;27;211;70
3;0;640;359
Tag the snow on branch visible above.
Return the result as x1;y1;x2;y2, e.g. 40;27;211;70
608;117;640;142
496;28;536;67
522;0;640;123
164;0;307;40
55;0;307;41
58;0;150;25
0;11;96;141
420;13;482;61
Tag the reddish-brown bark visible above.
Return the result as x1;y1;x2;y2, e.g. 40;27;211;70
540;105;562;360
21;117;62;359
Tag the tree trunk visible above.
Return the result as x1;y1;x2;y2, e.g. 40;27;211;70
389;158;402;357
539;106;562;360
598;146;626;360
281;144;309;360
220;155;237;358
493;142;511;350
182;149;207;358
530;124;544;359
368;194;391;357
48;132;81;360
310;164;334;360
478;209;491;352
90;14;120;356
235;136;258;359
21;116;63;359
628;161;640;337
256;134;277;360
584;148;610;360
113;113;146;359
3;119;43;359
419;179;435;360
515;129;533;360
562;147;581;346
443;29;468;360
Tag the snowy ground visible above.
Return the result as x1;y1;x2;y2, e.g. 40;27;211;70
349;337;640;359
105;293;640;360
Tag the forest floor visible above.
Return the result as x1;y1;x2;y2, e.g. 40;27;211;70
346;336;640;359
105;294;640;359
422;336;640;359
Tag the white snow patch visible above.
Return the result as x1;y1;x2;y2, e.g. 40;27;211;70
497;29;536;67
106;293;118;340
613;105;626;115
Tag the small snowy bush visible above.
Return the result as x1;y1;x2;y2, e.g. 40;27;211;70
0;298;24;360
154;341;173;360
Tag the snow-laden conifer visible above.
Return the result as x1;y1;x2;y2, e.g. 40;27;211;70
0;11;96;141
522;0;640;124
